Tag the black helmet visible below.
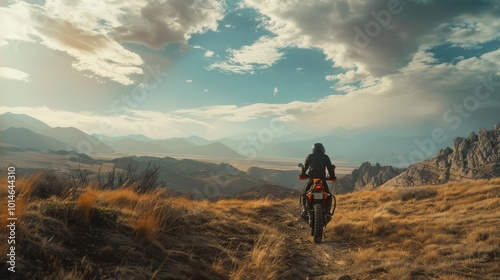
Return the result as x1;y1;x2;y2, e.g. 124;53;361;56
312;143;325;153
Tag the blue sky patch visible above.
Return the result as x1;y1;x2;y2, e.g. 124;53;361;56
428;40;500;65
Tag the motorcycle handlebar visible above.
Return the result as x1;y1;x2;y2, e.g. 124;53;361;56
297;175;337;182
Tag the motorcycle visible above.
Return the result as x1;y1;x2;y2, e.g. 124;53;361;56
298;163;337;243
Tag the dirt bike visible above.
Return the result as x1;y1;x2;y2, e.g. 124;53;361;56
298;163;337;243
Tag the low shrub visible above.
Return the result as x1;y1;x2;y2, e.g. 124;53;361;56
28;172;72;200
397;188;438;201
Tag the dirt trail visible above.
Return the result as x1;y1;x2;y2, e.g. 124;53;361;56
260;200;355;280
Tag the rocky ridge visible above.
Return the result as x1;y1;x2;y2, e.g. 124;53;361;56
384;124;500;188
333;162;403;194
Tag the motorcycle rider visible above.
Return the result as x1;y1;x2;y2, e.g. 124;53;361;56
300;143;336;219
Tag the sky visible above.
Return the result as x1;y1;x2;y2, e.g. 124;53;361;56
1;0;500;147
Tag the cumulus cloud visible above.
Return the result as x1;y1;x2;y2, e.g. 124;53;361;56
2;47;498;139
0;0;224;85
112;0;224;49
238;0;500;80
207;61;255;74
174;48;500;132
0;67;30;82
2;0;499;141
208;36;286;74
204;50;215;58
0;1;144;85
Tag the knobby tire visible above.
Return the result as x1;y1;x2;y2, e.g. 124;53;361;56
313;204;324;243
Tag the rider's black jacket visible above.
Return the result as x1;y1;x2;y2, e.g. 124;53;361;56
302;151;335;180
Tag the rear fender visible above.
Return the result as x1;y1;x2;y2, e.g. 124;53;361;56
307;184;326;205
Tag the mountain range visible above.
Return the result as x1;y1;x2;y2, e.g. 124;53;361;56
0;112;461;166
0;113;114;153
0;112;243;158
2;112;499;198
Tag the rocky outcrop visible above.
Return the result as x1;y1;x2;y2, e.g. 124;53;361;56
384;124;500;188
334;162;403;194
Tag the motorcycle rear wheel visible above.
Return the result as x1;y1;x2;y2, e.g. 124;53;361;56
313;204;324;243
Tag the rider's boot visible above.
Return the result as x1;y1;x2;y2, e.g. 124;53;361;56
300;205;307;218
324;196;333;224
325;213;332;224
300;194;308;220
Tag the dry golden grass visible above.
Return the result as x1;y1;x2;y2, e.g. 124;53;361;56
0;173;286;279
76;188;97;222
131;198;185;241
95;188;140;209
326;178;500;279
232;227;285;280
2;173;498;279
135;213;157;240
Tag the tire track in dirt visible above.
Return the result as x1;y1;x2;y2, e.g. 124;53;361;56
264;201;355;279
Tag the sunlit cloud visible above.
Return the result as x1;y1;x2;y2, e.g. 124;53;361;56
175;48;500;132
0;67;30;82
239;0;500;83
0;0;225;85
208;36;286;74
1;0;499;144
204;50;214;58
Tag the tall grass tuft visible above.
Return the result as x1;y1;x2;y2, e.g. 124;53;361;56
232;228;284;280
136;213;158;241
76;188;97;222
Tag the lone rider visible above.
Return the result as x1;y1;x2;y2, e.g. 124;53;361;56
300;143;336;218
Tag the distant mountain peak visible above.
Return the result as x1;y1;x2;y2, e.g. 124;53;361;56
182;135;211;145
0;127;70;151
0;112;52;131
38;127;115;154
